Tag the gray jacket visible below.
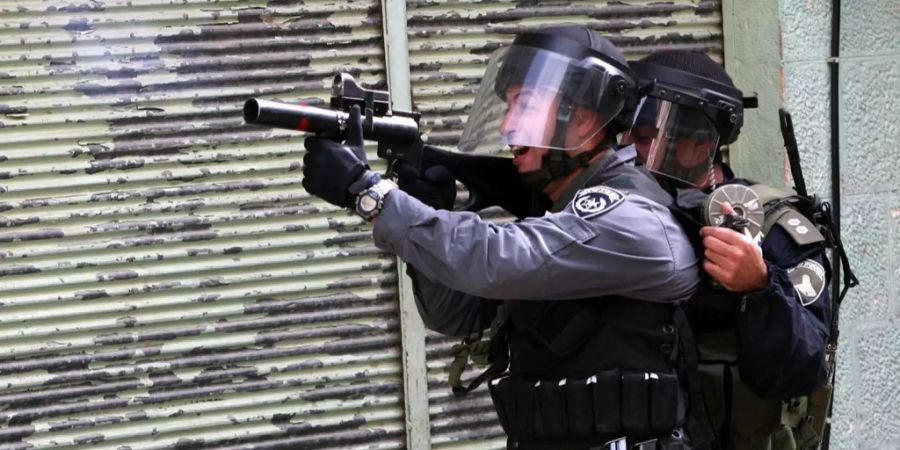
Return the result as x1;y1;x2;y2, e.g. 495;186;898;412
373;146;698;336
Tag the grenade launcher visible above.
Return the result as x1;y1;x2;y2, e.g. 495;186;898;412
243;73;548;219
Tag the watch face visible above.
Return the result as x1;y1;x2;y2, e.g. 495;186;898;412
358;194;378;213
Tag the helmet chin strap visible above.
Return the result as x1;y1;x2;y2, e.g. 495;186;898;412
517;141;613;192
517;100;612;191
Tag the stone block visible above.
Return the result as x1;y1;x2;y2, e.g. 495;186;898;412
784;61;832;198
856;323;900;447
840;56;900;196
780;0;832;62
893;201;900;319
841;0;900;57
831;327;857;450
837;197;891;326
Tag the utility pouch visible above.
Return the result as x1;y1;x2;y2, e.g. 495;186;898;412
514;378;537;439
621;371;683;435
591;369;622;433
564;377;595;437
649;372;681;431
491;370;684;442
807;384;832;442
535;380;567;437
622;372;651;434
489;376;517;437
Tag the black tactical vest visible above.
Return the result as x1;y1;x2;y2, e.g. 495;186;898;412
488;163;710;449
505;162;682;380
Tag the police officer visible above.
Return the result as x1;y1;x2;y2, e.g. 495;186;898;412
302;27;713;449
625;50;832;449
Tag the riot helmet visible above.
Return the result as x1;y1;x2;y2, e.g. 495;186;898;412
458;26;637;189
628;51;744;188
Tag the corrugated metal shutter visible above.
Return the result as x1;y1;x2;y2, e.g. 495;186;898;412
0;1;408;449
404;1;724;447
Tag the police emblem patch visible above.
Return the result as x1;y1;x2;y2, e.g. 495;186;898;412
787;259;826;306
571;186;626;219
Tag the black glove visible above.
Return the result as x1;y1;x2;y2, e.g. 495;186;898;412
302;105;375;208
396;161;457;210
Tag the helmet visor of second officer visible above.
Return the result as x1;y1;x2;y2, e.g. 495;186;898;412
629;96;720;188
458;42;627;156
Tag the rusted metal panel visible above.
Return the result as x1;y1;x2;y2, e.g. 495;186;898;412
405;1;723;447
0;0;407;449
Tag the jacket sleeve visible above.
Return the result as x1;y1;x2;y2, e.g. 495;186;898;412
734;225;831;398
405;264;498;338
373;189;698;303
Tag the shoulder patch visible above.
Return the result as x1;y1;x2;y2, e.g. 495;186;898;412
773;209;825;246
571;186;626;219
787;259;826;306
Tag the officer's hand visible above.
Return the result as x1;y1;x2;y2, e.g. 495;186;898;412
302;105;374;208
700;202;768;293
396;161;457;210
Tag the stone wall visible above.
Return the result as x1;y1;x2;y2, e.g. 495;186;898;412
779;1;900;447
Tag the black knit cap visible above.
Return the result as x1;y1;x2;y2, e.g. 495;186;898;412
639;50;735;87
531;25;628;67
636;50;741;148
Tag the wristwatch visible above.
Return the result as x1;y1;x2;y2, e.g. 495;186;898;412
355;178;398;220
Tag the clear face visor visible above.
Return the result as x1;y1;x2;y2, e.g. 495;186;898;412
457;45;624;157
627;97;721;188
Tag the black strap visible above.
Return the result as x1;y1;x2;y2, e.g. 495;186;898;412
816;200;856;450
452;300;555;395
722;365;733;449
817;201;859;309
672;307;717;449
544;146;605;179
452;321;510;396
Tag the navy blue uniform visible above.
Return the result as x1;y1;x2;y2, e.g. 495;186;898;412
674;174;831;399
674;174;832;449
735;215;831;398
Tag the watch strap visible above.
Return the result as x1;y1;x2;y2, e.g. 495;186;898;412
355;179;397;220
